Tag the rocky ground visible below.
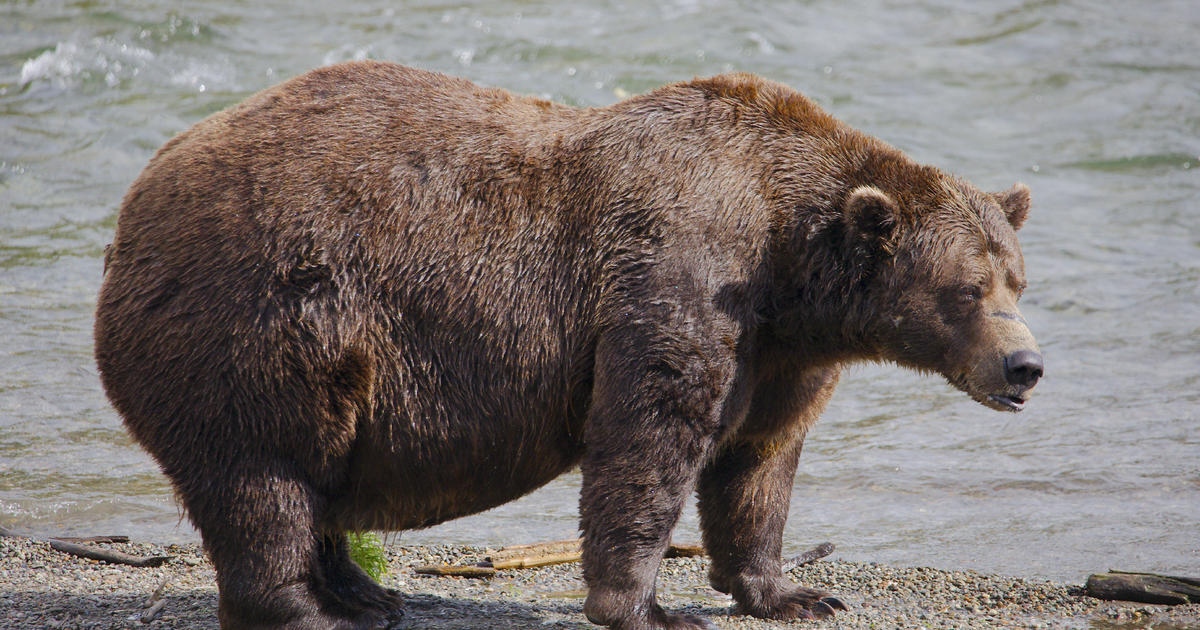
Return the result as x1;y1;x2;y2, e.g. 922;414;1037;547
1;535;1197;629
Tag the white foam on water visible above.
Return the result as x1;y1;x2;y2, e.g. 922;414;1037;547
19;38;156;88
18;35;236;95
167;58;235;92
321;45;372;67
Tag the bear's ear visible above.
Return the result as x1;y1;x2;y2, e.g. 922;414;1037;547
993;182;1031;231
843;185;900;255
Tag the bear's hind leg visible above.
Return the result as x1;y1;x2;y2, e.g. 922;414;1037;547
313;533;404;624
190;462;394;630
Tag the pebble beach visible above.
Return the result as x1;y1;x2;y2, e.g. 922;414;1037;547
3;535;1198;630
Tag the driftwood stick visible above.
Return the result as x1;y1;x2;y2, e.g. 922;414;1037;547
413;564;497;578
132;578;170;623
783;542;836;571
491;550;582;570
48;538;170;568
487;539;706;568
490;539;581;554
144;578;169;608
488;539;582;565
417;539;708;577
0;526;128;544
53;535;131;544
665;543;706;558
139;598;168;623
1086;571;1200;605
0;526;168;568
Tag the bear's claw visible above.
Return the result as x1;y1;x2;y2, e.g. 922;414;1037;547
821;595;849;611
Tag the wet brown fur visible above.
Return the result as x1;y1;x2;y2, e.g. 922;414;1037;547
95;62;1039;630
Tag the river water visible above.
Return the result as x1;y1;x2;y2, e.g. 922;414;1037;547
1;1;1196;584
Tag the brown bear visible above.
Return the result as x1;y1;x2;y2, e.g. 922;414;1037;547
95;61;1043;630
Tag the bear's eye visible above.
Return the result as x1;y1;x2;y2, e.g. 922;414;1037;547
961;285;984;302
1016;284;1027;300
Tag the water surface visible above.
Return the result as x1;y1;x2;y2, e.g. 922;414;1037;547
2;0;1197;583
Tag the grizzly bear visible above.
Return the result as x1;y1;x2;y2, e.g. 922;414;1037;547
95;61;1043;630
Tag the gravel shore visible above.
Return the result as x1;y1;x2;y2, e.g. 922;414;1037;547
2;535;1197;629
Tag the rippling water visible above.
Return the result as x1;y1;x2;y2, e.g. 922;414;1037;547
2;1;1197;583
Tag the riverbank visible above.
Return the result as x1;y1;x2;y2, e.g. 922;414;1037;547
2;535;1197;629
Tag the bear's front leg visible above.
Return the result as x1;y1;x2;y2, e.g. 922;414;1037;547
579;328;730;630
697;365;847;621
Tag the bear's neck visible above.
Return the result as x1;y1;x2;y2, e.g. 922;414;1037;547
760;144;934;365
760;241;885;366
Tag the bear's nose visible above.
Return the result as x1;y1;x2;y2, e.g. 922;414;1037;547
1005;350;1044;387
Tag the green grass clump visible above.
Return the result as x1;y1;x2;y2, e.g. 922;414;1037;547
347;532;388;582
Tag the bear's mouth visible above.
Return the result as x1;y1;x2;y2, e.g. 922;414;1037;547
987;393;1026;412
947;374;1029;413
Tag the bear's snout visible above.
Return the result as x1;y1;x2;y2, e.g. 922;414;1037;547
1003;349;1043;388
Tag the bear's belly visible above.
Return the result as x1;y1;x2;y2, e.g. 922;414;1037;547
320;282;594;532
328;407;586;532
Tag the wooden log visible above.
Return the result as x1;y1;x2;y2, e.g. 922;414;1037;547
487;539;706;567
413;564;497;578
1;526;170;568
0;526;129;544
132;578;170;623
665;543;706;558
488;539;582;565
139;598;167;623
491;550;582;570
48;539;170;568
783;542;836;571
417;539;707;577
490;538;580;553
143;578;169;608
52;535;131;544
1086;571;1200;605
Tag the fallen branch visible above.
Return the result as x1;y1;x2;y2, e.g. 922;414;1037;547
139;598;167;624
48;538;170;568
52;535;131;544
0;526;126;543
783;542;836;571
489;539;580;557
492;550;581;570
1;526;170;568
488;539;582;568
413;564;497;578
132;578;170;623
1086;571;1200;605
664;543;705;558
487;539;705;569
414;539;708;578
144;578;169;608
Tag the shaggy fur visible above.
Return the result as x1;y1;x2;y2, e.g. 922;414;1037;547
95;62;1042;630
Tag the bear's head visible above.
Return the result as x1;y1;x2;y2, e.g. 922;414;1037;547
847;178;1042;412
